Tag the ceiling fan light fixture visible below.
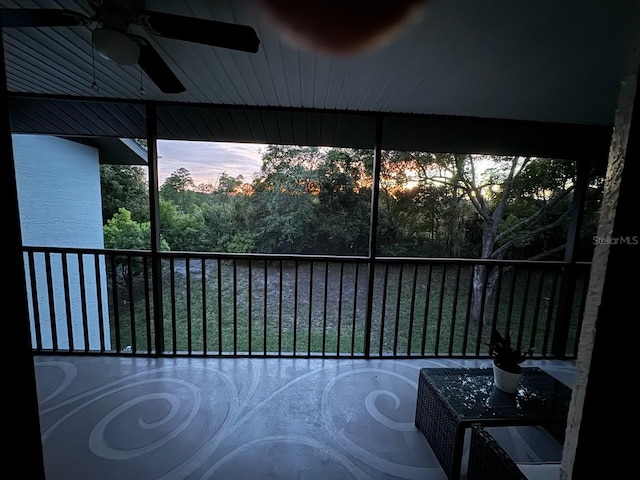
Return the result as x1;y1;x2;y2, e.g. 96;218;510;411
1;5;260;94
93;27;140;66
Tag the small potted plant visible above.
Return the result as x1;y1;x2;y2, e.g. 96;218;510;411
487;329;533;393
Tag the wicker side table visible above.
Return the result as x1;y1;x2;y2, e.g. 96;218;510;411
414;367;571;480
468;424;528;480
415;368;467;479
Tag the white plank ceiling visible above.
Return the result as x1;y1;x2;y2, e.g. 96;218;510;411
2;0;637;127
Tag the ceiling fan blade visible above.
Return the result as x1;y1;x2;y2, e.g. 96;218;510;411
137;41;185;94
0;8;89;28
138;11;260;53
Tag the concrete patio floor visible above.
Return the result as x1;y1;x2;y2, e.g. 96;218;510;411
34;355;575;479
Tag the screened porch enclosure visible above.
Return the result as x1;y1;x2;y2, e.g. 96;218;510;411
13;98;606;361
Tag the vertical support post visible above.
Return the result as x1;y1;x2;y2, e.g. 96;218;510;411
1;27;46;479
364;115;383;358
563;34;639;479
146;103;164;354
551;159;589;357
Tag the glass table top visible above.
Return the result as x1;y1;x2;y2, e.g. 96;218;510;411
420;367;572;421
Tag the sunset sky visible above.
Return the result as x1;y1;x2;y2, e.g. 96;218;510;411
156;140;265;187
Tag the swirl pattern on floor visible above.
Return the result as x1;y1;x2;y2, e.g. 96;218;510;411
35;356;574;480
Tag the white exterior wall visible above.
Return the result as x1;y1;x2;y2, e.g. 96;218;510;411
13;134;111;351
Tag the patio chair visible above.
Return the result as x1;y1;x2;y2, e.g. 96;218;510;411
467;424;561;480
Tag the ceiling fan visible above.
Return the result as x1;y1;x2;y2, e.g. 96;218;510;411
0;0;261;94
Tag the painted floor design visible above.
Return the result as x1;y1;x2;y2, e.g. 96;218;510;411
34;356;575;479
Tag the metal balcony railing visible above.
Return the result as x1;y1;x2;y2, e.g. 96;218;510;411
23;246;590;358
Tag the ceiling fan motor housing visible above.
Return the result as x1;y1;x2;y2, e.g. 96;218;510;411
91;0;142;65
93;27;140;65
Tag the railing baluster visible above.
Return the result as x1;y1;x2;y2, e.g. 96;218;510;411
516;267;532;353
505;267;518;336
233;258;237;355
307;262;314;356
448;264;461;356
336;262;345;356
143;256;152;354
407;264;418;356
434;264;446;356
128;255;136;354
529;268;546;353
44;252;57;351
248;259;253;355
170;257;177;354
420;265;433;356
378;263;389;356
218;258;223;355
202;258;207;355
263;259;268;356
573;271;588;357
542;269;560;356
322;261;329;356
61;252;74;351
186;257;192;355
489;265;504;340
293;260;299;355
278;260;283;356
351;263;359;356
78;254;89;352
110;254;120;353
474;266;490;356
94;253;106;353
45;252;58;352
392;263;403;356
27;252;42;351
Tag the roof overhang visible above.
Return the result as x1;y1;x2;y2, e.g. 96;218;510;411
64;136;148;166
9;94;612;163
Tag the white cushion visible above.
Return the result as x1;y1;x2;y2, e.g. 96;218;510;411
517;463;560;480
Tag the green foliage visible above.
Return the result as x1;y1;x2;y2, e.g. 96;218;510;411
247;145;372;255
159;199;205;251
225;231;258;253
162;166;195;192
101;147;602;261
378;151;482;257
217;172;245;193
160;167;203;213
199;199;257;253
103;207;169;251
134;138;148;149
100;164;149;224
314;149;372;255
103;207;147;250
103;207;168;303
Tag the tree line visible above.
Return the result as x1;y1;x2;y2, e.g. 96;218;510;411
101;144;603;261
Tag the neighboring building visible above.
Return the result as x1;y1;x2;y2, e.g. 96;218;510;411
13;134;146;351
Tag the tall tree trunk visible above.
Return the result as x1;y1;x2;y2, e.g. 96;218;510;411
471;220;498;324
470;265;486;324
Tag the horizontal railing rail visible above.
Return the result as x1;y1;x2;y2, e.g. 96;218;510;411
23;246;590;359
